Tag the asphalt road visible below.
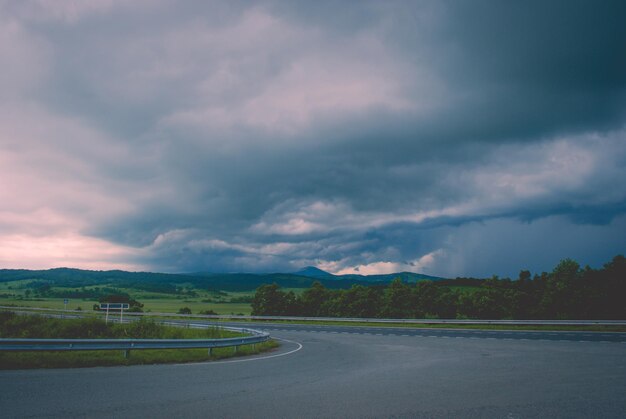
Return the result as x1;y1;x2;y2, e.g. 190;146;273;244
209;321;626;343
1;324;625;418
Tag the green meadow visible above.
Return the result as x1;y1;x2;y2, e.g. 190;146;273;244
0;276;317;316
0;279;255;315
0;296;253;315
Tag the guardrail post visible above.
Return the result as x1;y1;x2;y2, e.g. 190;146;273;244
208;347;212;357
234;345;238;354
123;349;130;359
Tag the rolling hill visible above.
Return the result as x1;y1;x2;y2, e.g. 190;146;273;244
293;266;444;283
0;266;445;292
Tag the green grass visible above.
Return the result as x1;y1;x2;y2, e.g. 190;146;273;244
0;279;258;315
0;298;97;311
0;279;37;291
0;296;253;315
0;341;279;370
140;299;252;315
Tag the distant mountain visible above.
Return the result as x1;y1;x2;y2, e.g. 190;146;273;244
292;266;334;279
293;266;444;283
337;271;444;283
0;268;372;292
0;266;446;292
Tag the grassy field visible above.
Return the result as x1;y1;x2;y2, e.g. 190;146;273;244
141;299;252;315
0;297;253;315
0;277;256;315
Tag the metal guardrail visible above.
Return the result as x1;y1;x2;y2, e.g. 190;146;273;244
235;317;626;326
181;315;626;326
2;305;625;326
147;315;626;327
111;311;626;326
0;324;269;354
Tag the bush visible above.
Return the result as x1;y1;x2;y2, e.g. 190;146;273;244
198;309;218;315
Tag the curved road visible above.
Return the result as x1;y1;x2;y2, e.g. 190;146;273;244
1;324;625;418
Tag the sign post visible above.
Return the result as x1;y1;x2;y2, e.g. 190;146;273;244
100;303;130;324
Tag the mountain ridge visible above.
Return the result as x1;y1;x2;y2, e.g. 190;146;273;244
0;266;446;292
292;266;444;282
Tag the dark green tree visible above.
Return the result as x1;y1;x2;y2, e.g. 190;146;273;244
251;283;293;315
518;270;531;282
341;285;383;318
543;258;581;318
98;294;144;312
299;281;330;316
382;278;412;318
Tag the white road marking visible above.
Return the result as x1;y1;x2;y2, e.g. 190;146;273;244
177;337;303;366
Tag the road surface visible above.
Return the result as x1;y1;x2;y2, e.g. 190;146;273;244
1;323;625;418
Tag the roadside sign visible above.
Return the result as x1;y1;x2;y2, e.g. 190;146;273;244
63;299;69;304
100;303;130;324
100;303;130;310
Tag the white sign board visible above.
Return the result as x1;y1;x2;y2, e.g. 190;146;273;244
100;303;130;310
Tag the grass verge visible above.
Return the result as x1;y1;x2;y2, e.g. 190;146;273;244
0;311;279;369
0;340;279;370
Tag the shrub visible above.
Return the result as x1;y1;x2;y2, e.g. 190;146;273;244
198;309;218;315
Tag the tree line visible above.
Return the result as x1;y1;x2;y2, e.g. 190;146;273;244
251;255;626;319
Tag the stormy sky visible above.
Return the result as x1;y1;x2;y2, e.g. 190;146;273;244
1;0;625;278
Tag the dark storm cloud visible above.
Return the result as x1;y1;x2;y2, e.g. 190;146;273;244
438;1;625;136
1;0;624;275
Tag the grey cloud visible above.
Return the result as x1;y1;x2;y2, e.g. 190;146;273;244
2;0;625;275
427;215;626;278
